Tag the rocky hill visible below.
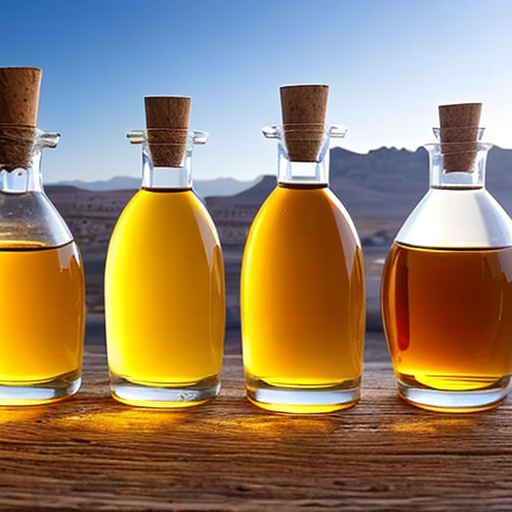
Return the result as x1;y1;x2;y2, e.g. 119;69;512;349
207;146;512;246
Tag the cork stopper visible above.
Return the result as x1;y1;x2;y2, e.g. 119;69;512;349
0;67;42;170
145;96;191;167
0;67;41;126
438;103;482;173
280;85;329;162
439;103;481;130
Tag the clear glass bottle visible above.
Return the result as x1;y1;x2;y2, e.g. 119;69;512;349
381;123;512;411
241;124;366;413
105;125;225;407
0;126;85;404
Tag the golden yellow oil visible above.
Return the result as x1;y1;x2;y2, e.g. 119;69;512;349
0;240;84;396
241;185;365;412
382;242;512;392
105;189;225;403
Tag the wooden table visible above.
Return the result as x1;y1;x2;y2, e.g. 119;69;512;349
1;333;512;511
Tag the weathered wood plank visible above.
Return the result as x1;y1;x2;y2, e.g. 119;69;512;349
0;343;511;511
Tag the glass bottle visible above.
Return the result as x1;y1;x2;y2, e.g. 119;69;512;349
241;86;366;413
381;103;512;412
0;67;84;405
105;97;225;407
0;127;85;405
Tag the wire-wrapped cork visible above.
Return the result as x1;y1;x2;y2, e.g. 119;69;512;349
439;103;482;173
280;85;329;162
0;67;42;170
145;96;191;167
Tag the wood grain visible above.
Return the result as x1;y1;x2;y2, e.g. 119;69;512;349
0;338;511;511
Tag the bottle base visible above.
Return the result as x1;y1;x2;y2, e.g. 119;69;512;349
397;375;512;412
110;373;220;408
245;376;360;414
0;371;81;406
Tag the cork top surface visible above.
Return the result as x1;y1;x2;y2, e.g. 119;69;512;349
439;103;482;129
144;96;191;130
280;85;329;126
0;67;42;126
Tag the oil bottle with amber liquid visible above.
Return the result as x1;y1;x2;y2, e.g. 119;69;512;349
241;85;365;413
0;67;85;404
381;103;512;412
105;97;225;407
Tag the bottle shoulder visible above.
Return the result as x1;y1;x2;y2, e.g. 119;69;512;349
0;191;73;247
396;188;512;248
117;189;202;221
110;188;221;247
247;185;361;246
256;185;348;215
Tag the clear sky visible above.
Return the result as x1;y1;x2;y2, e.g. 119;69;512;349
2;0;512;183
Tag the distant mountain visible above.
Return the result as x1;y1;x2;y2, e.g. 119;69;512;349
48;146;512;249
50;176;261;198
51;176;141;191
195;177;261;198
225;146;512;216
328;146;512;221
206;146;512;246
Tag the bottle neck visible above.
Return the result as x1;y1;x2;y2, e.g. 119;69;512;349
263;124;346;187
277;144;330;186
0;128;71;247
141;142;192;190
0;128;59;194
0;147;43;193
425;140;491;190
127;129;208;191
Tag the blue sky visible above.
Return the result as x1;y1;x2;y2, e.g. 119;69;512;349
2;0;512;183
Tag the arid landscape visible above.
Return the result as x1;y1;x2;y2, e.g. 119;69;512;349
46;146;512;343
